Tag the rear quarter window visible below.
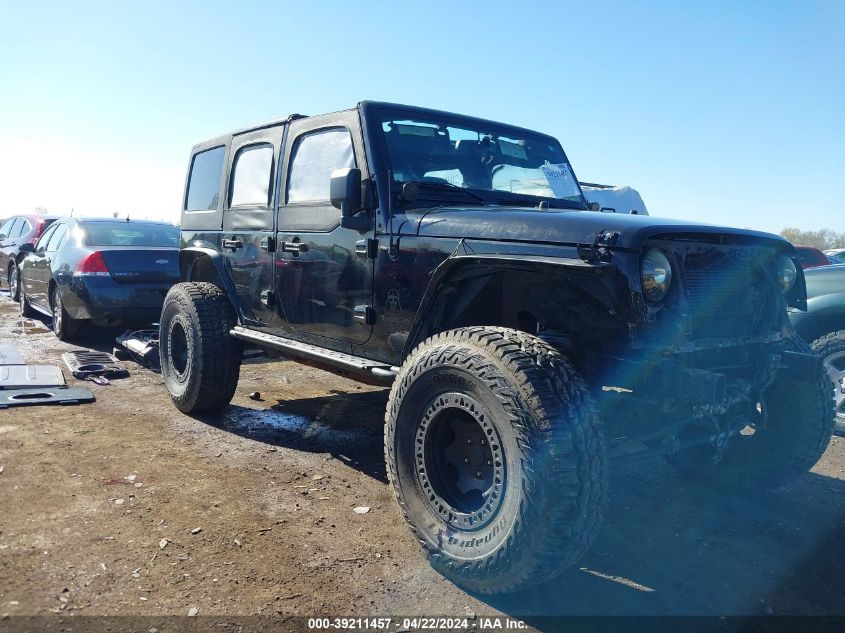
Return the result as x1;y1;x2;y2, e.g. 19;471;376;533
186;146;226;211
229;144;274;207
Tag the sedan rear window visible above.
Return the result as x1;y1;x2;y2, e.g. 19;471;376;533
81;222;180;247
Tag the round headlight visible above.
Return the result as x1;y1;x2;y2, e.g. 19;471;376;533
777;255;797;293
641;248;673;302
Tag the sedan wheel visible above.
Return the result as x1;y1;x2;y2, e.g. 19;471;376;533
9;265;20;302
823;351;845;434
51;288;79;341
812;331;845;436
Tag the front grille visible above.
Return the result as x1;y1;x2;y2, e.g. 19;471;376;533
680;247;778;341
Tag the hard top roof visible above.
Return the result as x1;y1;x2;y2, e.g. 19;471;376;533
192;101;556;151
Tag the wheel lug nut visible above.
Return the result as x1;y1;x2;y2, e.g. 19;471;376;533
466;438;472;444
487;459;493;466
464;457;470;464
475;470;482;478
480;439;486;445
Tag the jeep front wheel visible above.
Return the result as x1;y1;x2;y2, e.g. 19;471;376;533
160;282;242;413
385;327;608;594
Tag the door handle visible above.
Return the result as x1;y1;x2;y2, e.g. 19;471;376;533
281;241;309;253
222;238;243;250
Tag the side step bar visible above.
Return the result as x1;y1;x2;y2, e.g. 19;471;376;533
230;326;398;386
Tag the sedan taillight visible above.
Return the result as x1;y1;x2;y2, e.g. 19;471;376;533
74;252;110;277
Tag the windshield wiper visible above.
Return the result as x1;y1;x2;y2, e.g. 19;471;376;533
400;180;490;205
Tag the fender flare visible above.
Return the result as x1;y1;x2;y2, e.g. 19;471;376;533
178;247;240;314
401;251;636;359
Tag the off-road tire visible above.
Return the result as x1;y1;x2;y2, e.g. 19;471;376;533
385;326;608;594
666;336;834;488
18;284;36;318
811;330;845;436
160;282;242;413
51;286;80;341
9;263;20;302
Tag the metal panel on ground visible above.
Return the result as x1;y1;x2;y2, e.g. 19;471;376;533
0;365;66;389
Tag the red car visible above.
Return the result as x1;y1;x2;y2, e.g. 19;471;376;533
794;245;832;269
0;214;58;301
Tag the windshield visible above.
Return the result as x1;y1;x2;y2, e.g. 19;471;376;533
378;113;585;206
81;222;180;247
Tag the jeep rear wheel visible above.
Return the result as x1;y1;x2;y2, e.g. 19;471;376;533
160;282;242;413
666;337;834;488
385;327;607;594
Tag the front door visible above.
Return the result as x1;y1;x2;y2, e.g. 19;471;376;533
274;113;373;346
221;126;283;326
25;222;60;309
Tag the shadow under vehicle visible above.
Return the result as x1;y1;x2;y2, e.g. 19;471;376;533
159;101;834;594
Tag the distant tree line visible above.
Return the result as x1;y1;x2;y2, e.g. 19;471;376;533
779;228;845;249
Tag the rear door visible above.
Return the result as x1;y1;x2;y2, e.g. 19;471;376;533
274;112;374;346
220;126;283;325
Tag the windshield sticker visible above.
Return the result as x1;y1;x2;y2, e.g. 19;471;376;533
499;140;527;160
540;162;577;198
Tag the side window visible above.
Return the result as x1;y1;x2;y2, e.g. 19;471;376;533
229;144;274;207
36;225;57;253
186;146;226;211
17;219;32;238
46;224;68;251
287;128;355;204
0;219;14;239
8;219;24;239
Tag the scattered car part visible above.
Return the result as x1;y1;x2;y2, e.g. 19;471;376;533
0;344;25;365
62;351;129;380
0;386;94;409
115;329;160;369
0;365;66;389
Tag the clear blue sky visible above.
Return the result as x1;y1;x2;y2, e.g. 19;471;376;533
1;0;842;234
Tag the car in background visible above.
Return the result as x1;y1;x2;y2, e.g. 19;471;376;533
789;263;845;436
0;213;58;301
824;248;845;259
18;218;180;340
794;245;834;269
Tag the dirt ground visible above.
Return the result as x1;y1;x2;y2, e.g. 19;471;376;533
0;292;843;628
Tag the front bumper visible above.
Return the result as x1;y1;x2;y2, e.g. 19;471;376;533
599;339;821;411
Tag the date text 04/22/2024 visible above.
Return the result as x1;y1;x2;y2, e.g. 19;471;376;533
307;617;528;630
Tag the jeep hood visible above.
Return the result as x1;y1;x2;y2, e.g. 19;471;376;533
407;206;792;252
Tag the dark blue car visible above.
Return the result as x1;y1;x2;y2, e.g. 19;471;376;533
17;217;180;340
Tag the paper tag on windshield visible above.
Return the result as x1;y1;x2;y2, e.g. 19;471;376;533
540;162;576;198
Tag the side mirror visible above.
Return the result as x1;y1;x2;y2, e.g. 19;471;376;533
330;167;369;231
588;202;600;211
19;243;35;254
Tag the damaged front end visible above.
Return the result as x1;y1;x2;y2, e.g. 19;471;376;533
595;237;817;462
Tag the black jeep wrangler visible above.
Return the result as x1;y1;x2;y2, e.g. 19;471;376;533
161;102;834;594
